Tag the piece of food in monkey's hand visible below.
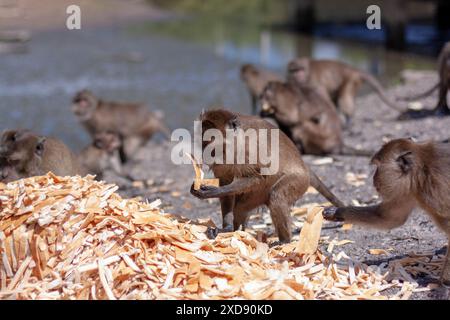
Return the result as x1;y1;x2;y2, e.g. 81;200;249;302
297;207;324;254
185;152;219;190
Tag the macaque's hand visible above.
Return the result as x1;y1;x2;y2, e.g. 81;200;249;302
190;183;220;199
323;206;345;222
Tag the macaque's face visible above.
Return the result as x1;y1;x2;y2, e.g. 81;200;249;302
240;64;259;82
287;60;309;85
0;159;20;183
370;139;415;199
94;131;121;153
0;130;44;166
199;110;239;153
72;90;97;121
259;82;285;115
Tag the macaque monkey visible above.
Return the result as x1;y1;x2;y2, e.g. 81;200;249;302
78;131;123;179
397;42;450;119
0;129;84;178
323;138;450;285
260;81;373;157
240;64;283;115
190;109;344;243
287;58;404;124
72;90;170;161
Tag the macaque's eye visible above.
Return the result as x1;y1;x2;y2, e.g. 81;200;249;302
10;135;16;142
36;144;43;153
310;116;320;125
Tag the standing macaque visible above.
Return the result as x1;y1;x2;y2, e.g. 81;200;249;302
324;138;450;285
78;131;123;179
72;90;170;161
397;42;450;119
0;129;84;178
260;81;373;156
240;64;283;115
190;109;344;243
287;58;404;124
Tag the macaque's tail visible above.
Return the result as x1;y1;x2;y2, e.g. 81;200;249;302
396;82;439;102
360;72;405;112
309;170;345;207
339;145;374;157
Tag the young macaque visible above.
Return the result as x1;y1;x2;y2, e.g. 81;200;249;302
240;64;283;115
287;58;404;125
323;138;450;285
72;90;170;161
397;42;450;119
260;81;373;157
78;131;123;179
0;129;84;178
190;109;344;243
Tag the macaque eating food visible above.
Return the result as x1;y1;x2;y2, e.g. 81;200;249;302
323;138;450;285
240;64;283;115
0;129;84;179
287;58;404;124
397;42;450;120
72;90;170;161
190;109;344;243
259;81;373;157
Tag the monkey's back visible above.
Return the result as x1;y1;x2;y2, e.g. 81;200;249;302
310;59;362;92
41;138;85;177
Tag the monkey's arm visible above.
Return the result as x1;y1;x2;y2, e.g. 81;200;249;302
323;199;416;229
190;177;262;199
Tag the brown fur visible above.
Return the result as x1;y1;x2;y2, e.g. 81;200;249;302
287;58;403;123
190;109;344;243
0;129;84;179
240;64;283;114
259;81;372;156
72;90;170;160
324;138;450;284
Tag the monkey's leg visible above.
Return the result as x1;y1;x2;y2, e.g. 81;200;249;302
207;196;235;239
267;175;306;243
440;239;450;286
337;81;358;126
232;191;268;231
434;84;450;116
251;95;258;115
323;200;416;229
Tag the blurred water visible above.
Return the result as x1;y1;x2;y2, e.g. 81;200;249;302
0;18;435;151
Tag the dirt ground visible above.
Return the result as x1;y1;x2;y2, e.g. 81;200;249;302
103;71;450;300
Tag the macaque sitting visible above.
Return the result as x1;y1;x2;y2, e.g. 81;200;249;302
0;129;84;179
72;90;170;161
324;138;450;285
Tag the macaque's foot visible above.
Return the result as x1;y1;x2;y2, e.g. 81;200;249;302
428;283;449;300
323;207;345;222
206;226;233;239
190;184;220;199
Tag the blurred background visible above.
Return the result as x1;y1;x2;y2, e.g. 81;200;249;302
0;0;448;150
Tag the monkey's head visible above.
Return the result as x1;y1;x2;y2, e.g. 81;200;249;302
94;131;121;153
72;90;98;121
259;81;297;117
199;109;240;153
0;129;46;168
370;138;421;201
287;58;309;85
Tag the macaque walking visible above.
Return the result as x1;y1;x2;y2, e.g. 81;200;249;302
240;64;283;115
190;109;344;243
0;129;84;179
287;58;404;124
72;90;170;161
324;138;450;285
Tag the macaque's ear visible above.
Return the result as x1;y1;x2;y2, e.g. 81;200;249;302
396;151;413;173
35;137;46;156
228;116;240;131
